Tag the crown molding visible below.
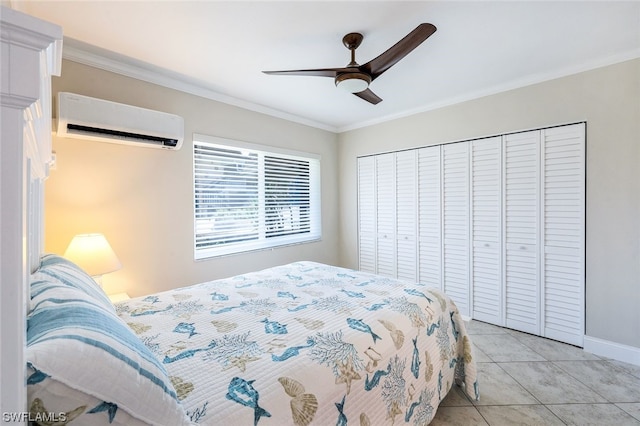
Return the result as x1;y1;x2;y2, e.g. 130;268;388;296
60;38;640;136
61;38;338;133
337;48;640;133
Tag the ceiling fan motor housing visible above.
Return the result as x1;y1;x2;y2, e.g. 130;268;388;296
335;72;371;93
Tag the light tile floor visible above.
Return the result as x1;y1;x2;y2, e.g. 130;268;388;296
431;320;640;425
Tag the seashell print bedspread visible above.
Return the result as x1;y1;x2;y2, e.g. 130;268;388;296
116;261;479;425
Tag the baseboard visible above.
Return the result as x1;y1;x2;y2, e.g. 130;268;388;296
583;335;640;367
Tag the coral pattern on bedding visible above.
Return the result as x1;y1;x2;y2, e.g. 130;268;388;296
116;261;479;425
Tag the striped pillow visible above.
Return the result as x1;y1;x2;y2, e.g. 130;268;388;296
27;277;192;425
35;254;115;313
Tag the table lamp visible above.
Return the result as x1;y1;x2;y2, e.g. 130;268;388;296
64;233;122;287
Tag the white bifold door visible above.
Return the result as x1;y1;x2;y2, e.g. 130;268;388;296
502;125;586;345
503;130;541;335
540;125;585;346
375;153;397;277
357;151;419;280
357;156;376;274
471;137;503;325
357;123;585;346
417;146;442;289
396;150;418;282
442;142;471;317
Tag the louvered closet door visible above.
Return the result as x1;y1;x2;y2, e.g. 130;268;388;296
442;143;470;316
503;131;540;334
396;150;417;282
541;124;585;346
418;146;442;289
358;156;376;273
471;137;502;324
376;153;396;277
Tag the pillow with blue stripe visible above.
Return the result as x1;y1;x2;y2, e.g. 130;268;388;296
27;363;153;426
33;254;115;313
27;275;193;425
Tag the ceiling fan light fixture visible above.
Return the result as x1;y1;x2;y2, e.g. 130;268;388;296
335;72;371;94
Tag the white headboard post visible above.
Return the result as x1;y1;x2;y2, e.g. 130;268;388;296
0;6;62;420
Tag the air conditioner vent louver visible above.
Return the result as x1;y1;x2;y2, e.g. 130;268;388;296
66;124;180;147
57;92;184;150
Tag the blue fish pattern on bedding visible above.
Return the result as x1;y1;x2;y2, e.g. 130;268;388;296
116;261;478;425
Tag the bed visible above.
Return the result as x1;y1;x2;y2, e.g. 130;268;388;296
26;254;478;425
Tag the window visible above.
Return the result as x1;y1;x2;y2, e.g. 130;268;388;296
193;135;321;259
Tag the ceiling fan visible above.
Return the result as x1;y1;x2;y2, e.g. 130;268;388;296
263;23;437;105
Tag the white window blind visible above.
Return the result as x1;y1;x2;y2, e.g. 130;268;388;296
193;135;321;259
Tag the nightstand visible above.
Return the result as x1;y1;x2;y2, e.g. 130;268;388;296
108;292;130;303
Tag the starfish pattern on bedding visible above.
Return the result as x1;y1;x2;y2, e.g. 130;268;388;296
334;359;361;394
223;354;261;372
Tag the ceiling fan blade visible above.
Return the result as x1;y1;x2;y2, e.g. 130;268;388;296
354;88;382;105
361;23;437;81
262;68;352;78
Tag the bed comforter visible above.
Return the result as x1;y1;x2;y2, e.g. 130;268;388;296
116;261;478;425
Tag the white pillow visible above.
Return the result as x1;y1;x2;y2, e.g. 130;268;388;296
27;275;193;425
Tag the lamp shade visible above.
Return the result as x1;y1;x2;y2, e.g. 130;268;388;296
63;233;122;277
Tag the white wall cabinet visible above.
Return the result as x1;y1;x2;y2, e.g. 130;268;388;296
357;123;585;346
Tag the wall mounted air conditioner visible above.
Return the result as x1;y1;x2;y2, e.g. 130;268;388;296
57;92;184;150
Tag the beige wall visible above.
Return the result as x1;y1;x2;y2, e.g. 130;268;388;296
337;58;640;348
47;60;339;297
48;58;640;350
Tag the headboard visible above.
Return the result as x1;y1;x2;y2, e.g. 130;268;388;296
0;6;62;419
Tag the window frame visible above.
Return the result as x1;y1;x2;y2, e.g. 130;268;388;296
193;134;321;259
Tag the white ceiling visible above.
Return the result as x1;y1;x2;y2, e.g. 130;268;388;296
14;1;640;132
